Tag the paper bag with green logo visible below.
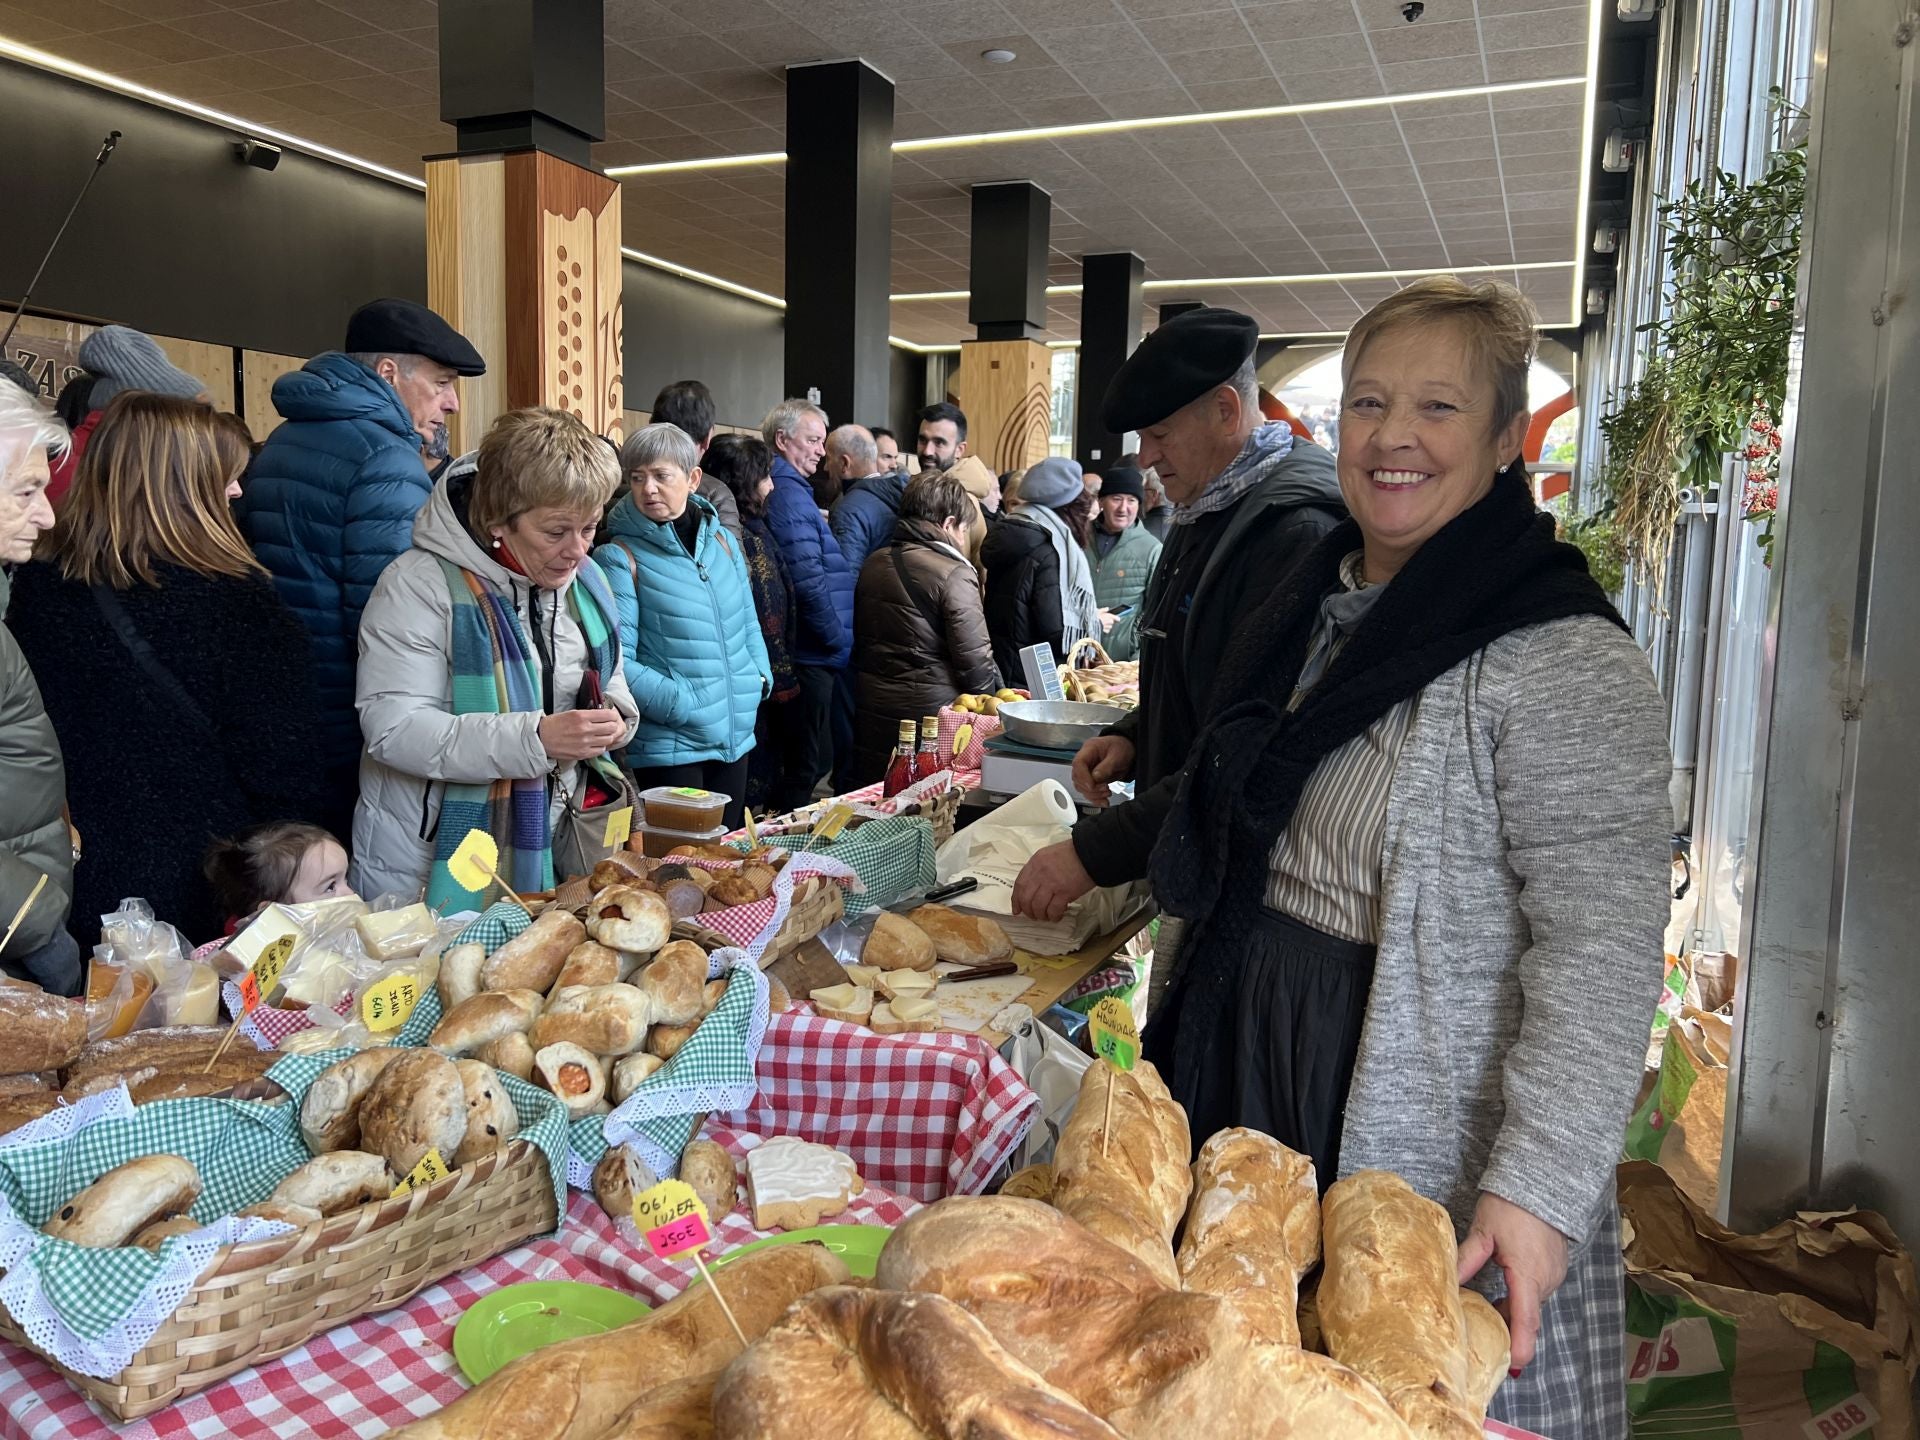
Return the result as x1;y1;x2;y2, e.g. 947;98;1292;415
1623;1006;1731;1211
1619;1160;1919;1439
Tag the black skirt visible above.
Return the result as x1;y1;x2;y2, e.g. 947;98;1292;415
1144;908;1376;1185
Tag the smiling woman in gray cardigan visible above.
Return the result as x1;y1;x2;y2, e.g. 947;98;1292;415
1146;279;1670;1440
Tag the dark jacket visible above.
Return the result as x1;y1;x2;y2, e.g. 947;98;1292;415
8;562;328;947
979;512;1065;684
765;455;855;670
828;471;907;584
851;519;1000;784
0;602;73;970
1072;440;1347;886
238;353;429;787
741;515;798;702
698;475;743;541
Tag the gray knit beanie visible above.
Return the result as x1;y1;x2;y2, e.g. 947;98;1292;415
78;326;205;410
1017;455;1084;509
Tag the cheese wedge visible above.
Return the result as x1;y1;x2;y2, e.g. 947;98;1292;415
870;995;941;1034
808;983;876;1025
876;968;938;1001
842;964;885;989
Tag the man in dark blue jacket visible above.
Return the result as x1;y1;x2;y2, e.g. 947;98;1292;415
239;298;485;840
826;425;905;584
761;397;854;811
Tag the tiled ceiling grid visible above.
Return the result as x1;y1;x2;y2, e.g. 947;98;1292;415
0;0;1591;342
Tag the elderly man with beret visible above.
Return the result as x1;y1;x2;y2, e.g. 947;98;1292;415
1013;308;1346;932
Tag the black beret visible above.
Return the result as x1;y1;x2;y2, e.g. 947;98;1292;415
1098;464;1145;503
345;298;487;377
1101;306;1258;433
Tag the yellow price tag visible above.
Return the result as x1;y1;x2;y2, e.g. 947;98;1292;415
811;805;853;844
1088;996;1139;1072
448;829;499;893
392;1147;451;1197
361;973;421;1032
744;809;760;848
632;1177;713;1258
602;805;634;849
239;932;296;1012
952;722;974;757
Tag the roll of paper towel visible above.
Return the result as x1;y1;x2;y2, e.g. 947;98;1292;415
935;780;1077;888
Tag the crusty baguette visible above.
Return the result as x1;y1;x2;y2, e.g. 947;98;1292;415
862;911;937;972
1320;1170;1482;1438
1175;1127;1319;1345
595;1372;719;1440
713;1286;1122;1439
480;910;586;993
1049;1059;1191;1287
378;1243;852;1440
0;987;86;1075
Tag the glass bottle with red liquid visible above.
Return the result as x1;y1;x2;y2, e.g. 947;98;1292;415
913;715;944;782
882;720;918;798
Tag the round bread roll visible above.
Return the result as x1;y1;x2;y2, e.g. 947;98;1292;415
646;1019;699;1062
130;1215;203;1251
550;941;622;995
436;942;487;1012
357;1049;468;1176
591;853;650;891
588;886;672;954
429;989;544;1057
43;1155;201;1247
237;1199;322;1227
300;1048;403;1153
741;863;778;899
701;977;728;1014
530;983;655;1055
452;1058;519;1166
705;875;761;911
609;1051;665;1104
533;1042;607;1118
864;911;938;972
657;879;706;922
270;1150;393;1216
592;1143;659;1220
480;910;587;993
636;941;708;1025
679;1138;738;1219
475;1031;535;1081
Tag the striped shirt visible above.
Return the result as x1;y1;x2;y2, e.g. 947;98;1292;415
1265;553;1417;944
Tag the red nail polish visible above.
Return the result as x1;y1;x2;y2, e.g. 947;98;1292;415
1509;1368;1522;1379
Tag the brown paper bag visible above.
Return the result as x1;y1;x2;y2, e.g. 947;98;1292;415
1620;1160;1920;1438
1623;1008;1731;1210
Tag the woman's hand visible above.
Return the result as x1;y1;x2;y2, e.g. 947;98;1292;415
1456;1192;1570;1373
539;707;628;762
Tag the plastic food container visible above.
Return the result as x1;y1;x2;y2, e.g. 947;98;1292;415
640;785;731;832
634;818;731;859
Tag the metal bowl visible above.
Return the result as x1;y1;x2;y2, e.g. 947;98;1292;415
996;699;1131;752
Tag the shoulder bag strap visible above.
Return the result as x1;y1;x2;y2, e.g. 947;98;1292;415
90;584;216;733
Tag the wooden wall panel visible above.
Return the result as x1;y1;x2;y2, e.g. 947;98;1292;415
426;154;508;453
240;350;306;440
952;339;1052;474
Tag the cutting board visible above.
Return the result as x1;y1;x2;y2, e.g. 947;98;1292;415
934;969;1036;1035
768;939;849;1003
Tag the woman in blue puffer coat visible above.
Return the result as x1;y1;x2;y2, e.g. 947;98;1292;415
594;424;770;830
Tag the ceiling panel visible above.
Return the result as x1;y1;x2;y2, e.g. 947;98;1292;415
0;0;1595;336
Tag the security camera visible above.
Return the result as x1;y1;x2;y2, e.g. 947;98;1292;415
1401;1;1425;20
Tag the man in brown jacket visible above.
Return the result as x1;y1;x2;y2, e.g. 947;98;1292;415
848;471;1001;785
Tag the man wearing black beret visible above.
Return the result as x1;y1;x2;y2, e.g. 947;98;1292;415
1013;306;1346;928
240;297;487;839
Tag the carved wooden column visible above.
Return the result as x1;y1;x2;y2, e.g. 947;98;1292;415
952;339;1053;473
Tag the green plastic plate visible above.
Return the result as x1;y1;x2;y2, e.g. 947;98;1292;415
453;1281;651;1384
705;1224;893;1279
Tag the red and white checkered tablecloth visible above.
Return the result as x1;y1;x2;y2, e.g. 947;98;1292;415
715;1010;1039;1202
0;1126;918;1440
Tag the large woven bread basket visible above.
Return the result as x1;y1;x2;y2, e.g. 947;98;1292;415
0;1137;557;1420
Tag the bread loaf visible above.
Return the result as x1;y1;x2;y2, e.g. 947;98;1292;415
430;990;544;1057
636;941;708;1025
609;1052;664;1104
61;1025;276;1103
1320;1170;1482;1438
550;941;623;994
904;904;1012;965
271;1151;393;1216
300;1048;403;1153
534;1042;607;1118
863;912;936;972
43;1155;201;1247
130;1215;203;1251
593;1143;659;1221
1175;1128;1319;1344
0;987;86;1075
357;1049;468;1176
1459;1288;1511;1414
380;1243;853;1440
589;887;672;955
714;1286;1123;1440
437;943;486;1012
452;1058;518;1166
481;911;587;993
1049;1059;1191;1287
679;1138;738;1219
645;1019;698;1061
531;984;654;1055
596;1373;719;1440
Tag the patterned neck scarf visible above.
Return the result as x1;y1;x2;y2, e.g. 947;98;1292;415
1172;419;1297;526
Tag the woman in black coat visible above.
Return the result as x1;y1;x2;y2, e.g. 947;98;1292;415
979;456;1102;683
10;394;326;946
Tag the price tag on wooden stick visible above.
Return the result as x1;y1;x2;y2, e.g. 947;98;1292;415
633;1179;748;1349
602;806;634;849
952;722;974;758
361;973;421;1032
803;804;854;852
1088;997;1138;1073
449;829;532;915
238;933;295;1015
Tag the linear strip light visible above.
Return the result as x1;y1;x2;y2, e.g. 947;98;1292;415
889;261;1575;303
620;246;785;307
1569;0;1608;327
607;76;1585;177
0;36;426;190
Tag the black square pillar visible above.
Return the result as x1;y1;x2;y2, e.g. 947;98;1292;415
784;60;894;429
1075;250;1144;464
1158;299;1204;324
970;182;1051;341
440;0;604;165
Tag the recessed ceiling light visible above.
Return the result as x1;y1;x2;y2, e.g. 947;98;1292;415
981;48;1017;63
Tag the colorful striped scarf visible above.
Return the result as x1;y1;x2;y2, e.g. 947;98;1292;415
427;558;620;910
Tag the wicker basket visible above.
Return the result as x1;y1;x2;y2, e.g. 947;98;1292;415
852;786;962;846
676;874;845;968
0;1138;558;1421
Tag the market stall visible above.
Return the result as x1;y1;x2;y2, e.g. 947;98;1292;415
0;766;1553;1438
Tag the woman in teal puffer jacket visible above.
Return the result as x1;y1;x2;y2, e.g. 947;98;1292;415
594;425;769;830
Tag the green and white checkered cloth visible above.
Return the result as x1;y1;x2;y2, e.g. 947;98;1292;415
767;815;936;916
404;903;769;1190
